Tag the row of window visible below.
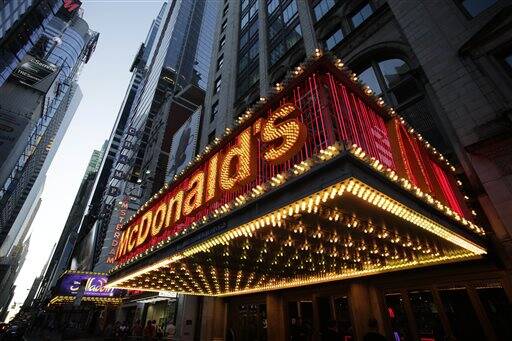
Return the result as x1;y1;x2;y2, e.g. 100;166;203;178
208;0;230;133
237;0;260;100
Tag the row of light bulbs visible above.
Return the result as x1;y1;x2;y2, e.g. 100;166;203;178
114;174;485;293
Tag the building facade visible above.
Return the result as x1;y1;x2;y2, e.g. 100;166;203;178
107;1;512;341
36;146;107;304
0;0;98;253
91;0;219;274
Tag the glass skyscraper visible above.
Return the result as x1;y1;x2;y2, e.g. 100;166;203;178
0;2;98;252
91;0;220;272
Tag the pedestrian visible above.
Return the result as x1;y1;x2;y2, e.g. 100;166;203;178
133;319;143;338
118;320;129;340
165;321;176;340
143;320;156;340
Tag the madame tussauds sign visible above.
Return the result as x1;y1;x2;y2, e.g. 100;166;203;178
115;104;307;261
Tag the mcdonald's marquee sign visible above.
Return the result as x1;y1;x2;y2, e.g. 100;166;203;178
112;55;483;270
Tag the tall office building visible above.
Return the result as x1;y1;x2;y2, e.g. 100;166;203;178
0;235;31;320
0;1;98;252
66;4;168;277
92;0;220;273
83;141;107;180
35;146;107;304
106;1;512;340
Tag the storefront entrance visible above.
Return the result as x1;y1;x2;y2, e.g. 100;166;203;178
225;272;512;341
384;282;512;341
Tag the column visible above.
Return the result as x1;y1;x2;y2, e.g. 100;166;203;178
258;0;270;97
349;282;386;340
296;0;319;55
200;297;227;341
266;293;286;341
175;295;198;341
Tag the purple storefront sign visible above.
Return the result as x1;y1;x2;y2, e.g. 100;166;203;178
58;273;120;297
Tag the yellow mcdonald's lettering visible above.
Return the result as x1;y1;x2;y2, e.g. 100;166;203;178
151;203;167;237
183;171;205;216
137;211;152;246
115;228;130;259
166;190;184;227
261;103;307;164
205;153;219;202
128;224;138;252
220;128;256;191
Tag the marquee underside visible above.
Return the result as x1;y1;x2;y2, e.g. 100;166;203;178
108;173;485;297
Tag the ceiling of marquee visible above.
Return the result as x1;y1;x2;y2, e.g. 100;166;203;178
108;177;485;297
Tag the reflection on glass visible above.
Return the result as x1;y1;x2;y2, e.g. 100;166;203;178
283;0;298;24
477;286;512;341
408;290;445;340
461;0;496;17
351;3;373;28
385;293;410;341
238;303;267;341
289;301;313;341
378;59;409;87
334;296;354;340
504;51;512;69
359;67;382;94
439;288;485;340
313;0;335;21
267;0;278;15
325;29;343;50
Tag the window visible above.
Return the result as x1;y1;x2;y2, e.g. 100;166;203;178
210;101;219;123
214;76;222;94
242;0;249;10
460;0;496;17
221;19;227;33
217;55;224;71
439;288;486;340
241;12;249;28
286;24;302;49
385;294;412;341
408;290;445;339
208;131;216;144
351;3;373;28
237;65;259;99
267;0;279;14
219;36;226;50
270;43;286;65
240;31;249;49
356;56;443;148
239;51;249;71
503;49;512;71
249;39;259;59
359;67;382;94
223;5;229;16
250;2;258;18
283;0;298;24
378;59;409;87
249;20;259;38
269;17;284;40
477;286;512;339
313;0;335;21
357;58;412;100
325;29;343;50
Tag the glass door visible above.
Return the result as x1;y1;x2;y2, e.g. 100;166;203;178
288;300;313;341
